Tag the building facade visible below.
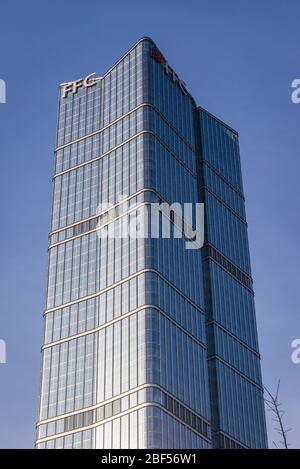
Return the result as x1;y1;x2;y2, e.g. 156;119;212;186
36;37;268;449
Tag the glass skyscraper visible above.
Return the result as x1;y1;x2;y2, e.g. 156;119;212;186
36;37;268;449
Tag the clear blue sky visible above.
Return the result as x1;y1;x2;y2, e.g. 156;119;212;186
0;0;299;449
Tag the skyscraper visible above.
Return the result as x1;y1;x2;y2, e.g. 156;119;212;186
36;37;268;449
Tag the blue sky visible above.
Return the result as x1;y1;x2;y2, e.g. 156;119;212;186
0;0;299;448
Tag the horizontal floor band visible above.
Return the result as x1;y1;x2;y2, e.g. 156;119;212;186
42;303;207;351
56;102;195;153
44;268;205;317
208;354;264;391
54;129;196;179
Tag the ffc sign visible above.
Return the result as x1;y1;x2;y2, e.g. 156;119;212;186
151;47;188;96
61;73;98;99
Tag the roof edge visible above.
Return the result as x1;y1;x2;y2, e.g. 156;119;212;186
197;105;239;136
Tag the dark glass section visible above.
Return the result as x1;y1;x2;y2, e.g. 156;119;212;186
195;108;268;448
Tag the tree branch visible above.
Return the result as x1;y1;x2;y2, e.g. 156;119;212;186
264;380;290;449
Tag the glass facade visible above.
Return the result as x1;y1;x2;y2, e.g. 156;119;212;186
36;37;267;449
196;109;268;448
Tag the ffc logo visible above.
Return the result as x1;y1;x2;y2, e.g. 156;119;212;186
60;73;99;99
151;48;165;64
151;47;188;96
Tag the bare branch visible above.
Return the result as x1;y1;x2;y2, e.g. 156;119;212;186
264;380;291;449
